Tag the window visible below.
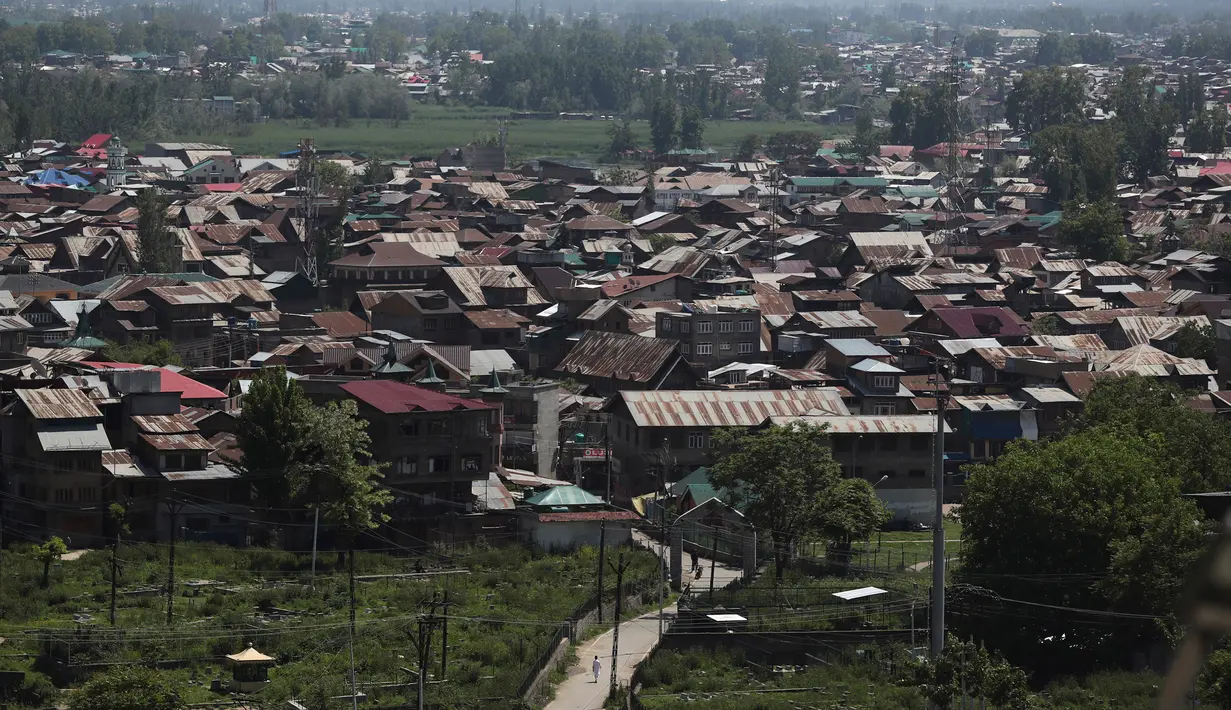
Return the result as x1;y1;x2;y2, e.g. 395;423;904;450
688;431;706;448
695;343;713;356
462;456;481;472
909;469;927;478
718;320;733;333
680;321;690;334
697;321;713;333
55;488;72;503
879;436;898;451
429;419;451;435
680;343;691;355
661;319;673;332
872;375;896;389
400;421;420;436
970;366;984;384
910;434;930;451
719;342;731;351
873;403;897;416
394;457;418;475
739;320;756;333
424;318;437;331
428;456;451;473
738;342;754;354
477;416;489;437
165;454;183;470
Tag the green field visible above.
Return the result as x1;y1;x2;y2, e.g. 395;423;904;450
172;104;851;162
0;538;660;709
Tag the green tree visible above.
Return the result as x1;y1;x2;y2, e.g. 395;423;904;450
733;133;762;161
605;119;637;159
764;130;823;159
816;477;890;569
915;636;1034;710
1078;375;1231;494
35;536;67;588
101;339;183;367
135;189;178;274
649;96;678;154
69;666;184;710
1174;322;1216;365
1029;313;1063;336
1189;106;1229;154
289;399;392;552
1005;67;1086;135
763;30;801;112
235;367;311;511
360;158;392;185
678;104;705;149
957;427;1207;672
1030;124;1119;202
711;422;887;580
964;29;1000;58
1199;648;1231;708
1036;32;1078;66
599;166;640;186
844;106;884;159
1113;65;1175;183
315;159;355;192
1057;199;1128;262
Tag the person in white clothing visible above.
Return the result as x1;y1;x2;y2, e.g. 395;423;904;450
592;655;601;683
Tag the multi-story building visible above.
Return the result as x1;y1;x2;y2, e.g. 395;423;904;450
655;303;763;369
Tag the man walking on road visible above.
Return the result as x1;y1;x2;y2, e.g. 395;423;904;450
592;656;601;683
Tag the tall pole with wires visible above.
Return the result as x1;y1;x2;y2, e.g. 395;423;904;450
165;498;183;625
930;358;952;658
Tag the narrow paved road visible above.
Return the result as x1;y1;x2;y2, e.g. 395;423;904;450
543;533;743;710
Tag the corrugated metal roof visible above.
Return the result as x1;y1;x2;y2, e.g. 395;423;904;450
37;422;111;451
17;388;102;419
557;331;679;383
769;414;943;434
440;266;547;307
617;389;850;428
1028;334;1108;352
139;432;214;451
1018;387;1081;404
796;311;877;330
103;448;159;478
132;414;197;434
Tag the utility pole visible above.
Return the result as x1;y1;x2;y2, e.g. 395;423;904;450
348;543;359;710
166;499;183;625
596;521;606;624
110;521;121;627
603;415;612;503
415;610;435;710
608;552;630;697
930;358;952;658
708;536;718;597
439;590;450;680
310;507;319;589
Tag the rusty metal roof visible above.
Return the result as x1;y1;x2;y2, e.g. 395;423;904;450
557;331;680;383
132;414;197;434
464;308;530;330
17;387;102;419
139;432;214;451
617;389;850;428
1028;334;1108;352
769;413;944;434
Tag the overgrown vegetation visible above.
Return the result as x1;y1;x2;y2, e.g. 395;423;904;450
0;539;660;709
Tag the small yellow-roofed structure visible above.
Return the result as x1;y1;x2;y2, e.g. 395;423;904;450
226;643;275;692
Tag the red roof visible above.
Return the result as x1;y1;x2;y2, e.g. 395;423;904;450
311;311;370;338
203;183;243;192
915;307;1029;339
81;362;227;400
340;380;494;414
537;511;639;523
81;133;112;150
600;273;677;298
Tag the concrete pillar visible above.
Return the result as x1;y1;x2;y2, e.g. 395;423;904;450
669;527;683;592
742;530;758;580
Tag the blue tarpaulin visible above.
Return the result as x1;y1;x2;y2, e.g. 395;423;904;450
24;168;90;187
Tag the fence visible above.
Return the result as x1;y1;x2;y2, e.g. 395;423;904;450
516;621;571;706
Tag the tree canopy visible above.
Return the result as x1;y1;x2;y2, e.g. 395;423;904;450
69;667;184;710
710;423;889;579
135;189;178;274
1057;199;1129;262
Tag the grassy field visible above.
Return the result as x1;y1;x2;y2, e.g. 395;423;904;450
172;104;852;162
630;648;1164;710
0;538;660;709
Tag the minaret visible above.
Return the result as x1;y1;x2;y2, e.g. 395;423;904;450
106;136;128;190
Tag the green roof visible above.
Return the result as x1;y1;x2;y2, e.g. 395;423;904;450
524;485;605;508
790;177;888;188
899;212;934;226
889;186;940;198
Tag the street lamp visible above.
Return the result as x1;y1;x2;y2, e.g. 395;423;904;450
873;475;889;488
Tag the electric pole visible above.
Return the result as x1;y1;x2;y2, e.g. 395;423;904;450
165;499;183;625
349;543;359;710
931;358;952;658
596;521;606;624
608;551;630;697
439;591;451;680
111;522;121;627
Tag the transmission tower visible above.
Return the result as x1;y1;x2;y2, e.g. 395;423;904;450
930;35;966;248
295;137;321;285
